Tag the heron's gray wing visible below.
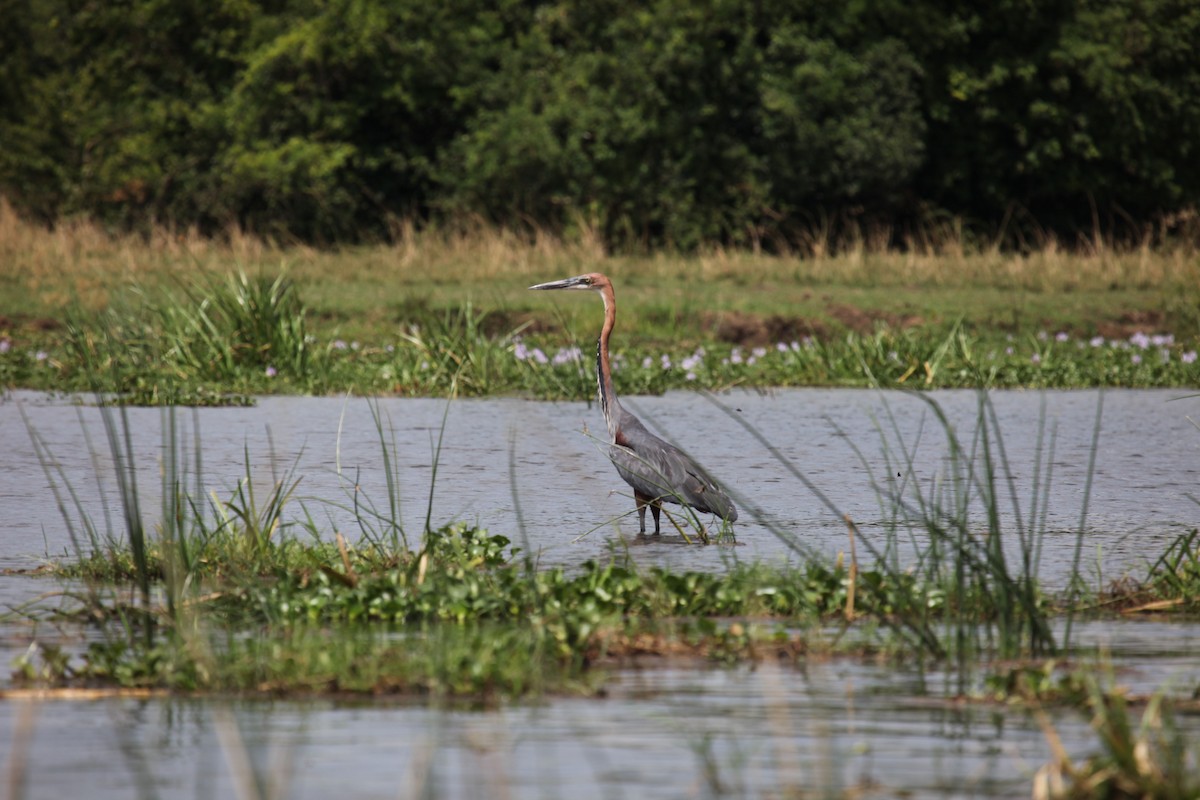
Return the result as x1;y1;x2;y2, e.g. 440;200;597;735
607;429;738;522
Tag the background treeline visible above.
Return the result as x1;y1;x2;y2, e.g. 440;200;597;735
2;0;1198;250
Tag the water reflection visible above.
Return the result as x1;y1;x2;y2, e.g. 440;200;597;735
0;664;1129;800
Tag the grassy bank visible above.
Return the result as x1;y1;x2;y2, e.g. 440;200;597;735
2;204;1199;403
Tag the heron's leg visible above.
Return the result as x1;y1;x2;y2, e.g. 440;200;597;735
634;491;650;534
650;500;662;535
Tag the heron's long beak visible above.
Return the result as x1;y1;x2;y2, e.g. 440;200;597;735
529;275;591;291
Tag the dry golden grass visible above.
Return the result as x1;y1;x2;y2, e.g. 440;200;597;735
2;197;1197;326
0;198;286;312
680;229;1200;291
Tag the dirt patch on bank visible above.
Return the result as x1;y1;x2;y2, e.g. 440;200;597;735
1092;309;1170;340
708;305;925;346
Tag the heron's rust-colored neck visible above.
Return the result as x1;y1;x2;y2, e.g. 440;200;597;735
596;281;620;441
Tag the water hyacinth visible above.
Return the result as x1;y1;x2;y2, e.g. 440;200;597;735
680;348;705;381
552;346;583;366
512;339;548;364
498;320;1196;401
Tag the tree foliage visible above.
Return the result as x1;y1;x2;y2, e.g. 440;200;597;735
1;0;1197;248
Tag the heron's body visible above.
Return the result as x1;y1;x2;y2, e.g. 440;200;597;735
530;272;738;534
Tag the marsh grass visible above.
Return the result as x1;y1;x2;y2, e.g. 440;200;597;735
3;200;1199;403
704;388;1106;676
10;284;1199;407
1034;672;1200;799
153;272;312;380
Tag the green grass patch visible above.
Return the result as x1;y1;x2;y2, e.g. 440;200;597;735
2;207;1199;400
2;270;1198;404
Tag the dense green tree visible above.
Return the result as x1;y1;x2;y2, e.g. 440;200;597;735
217;0;530;240
1;0;1197;247
0;0;258;229
439;0;924;248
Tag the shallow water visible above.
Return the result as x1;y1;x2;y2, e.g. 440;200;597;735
3;635;1200;800
0;670;1041;799
2;388;1200;798
3;388;1198;581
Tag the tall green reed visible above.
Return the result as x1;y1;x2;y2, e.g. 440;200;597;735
705;387;1103;670
154;271;312;380
61;270;313;404
24;399;159;646
1035;669;1200;799
330;388;459;557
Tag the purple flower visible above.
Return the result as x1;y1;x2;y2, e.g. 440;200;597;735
752;347;767;359
1031;353;1042;364
1005;347;1014;356
730;348;743;365
1182;351;1197;364
265;366;277;378
685;371;697;381
1055;332;1069;342
642;356;653;369
660;354;672;370
1151;334;1175;347
531;348;548;365
35;350;48;362
332;339;348;350
776;342;789;353
514;342;530;361
681;354;701;371
1037;331;1048;341
1131;353;1143;365
1130;332;1151;349
552;346;583;365
0;339;10;354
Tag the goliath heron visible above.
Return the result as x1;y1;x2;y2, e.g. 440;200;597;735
529;272;738;534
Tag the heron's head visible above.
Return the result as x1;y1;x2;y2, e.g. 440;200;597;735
528;272;610;292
